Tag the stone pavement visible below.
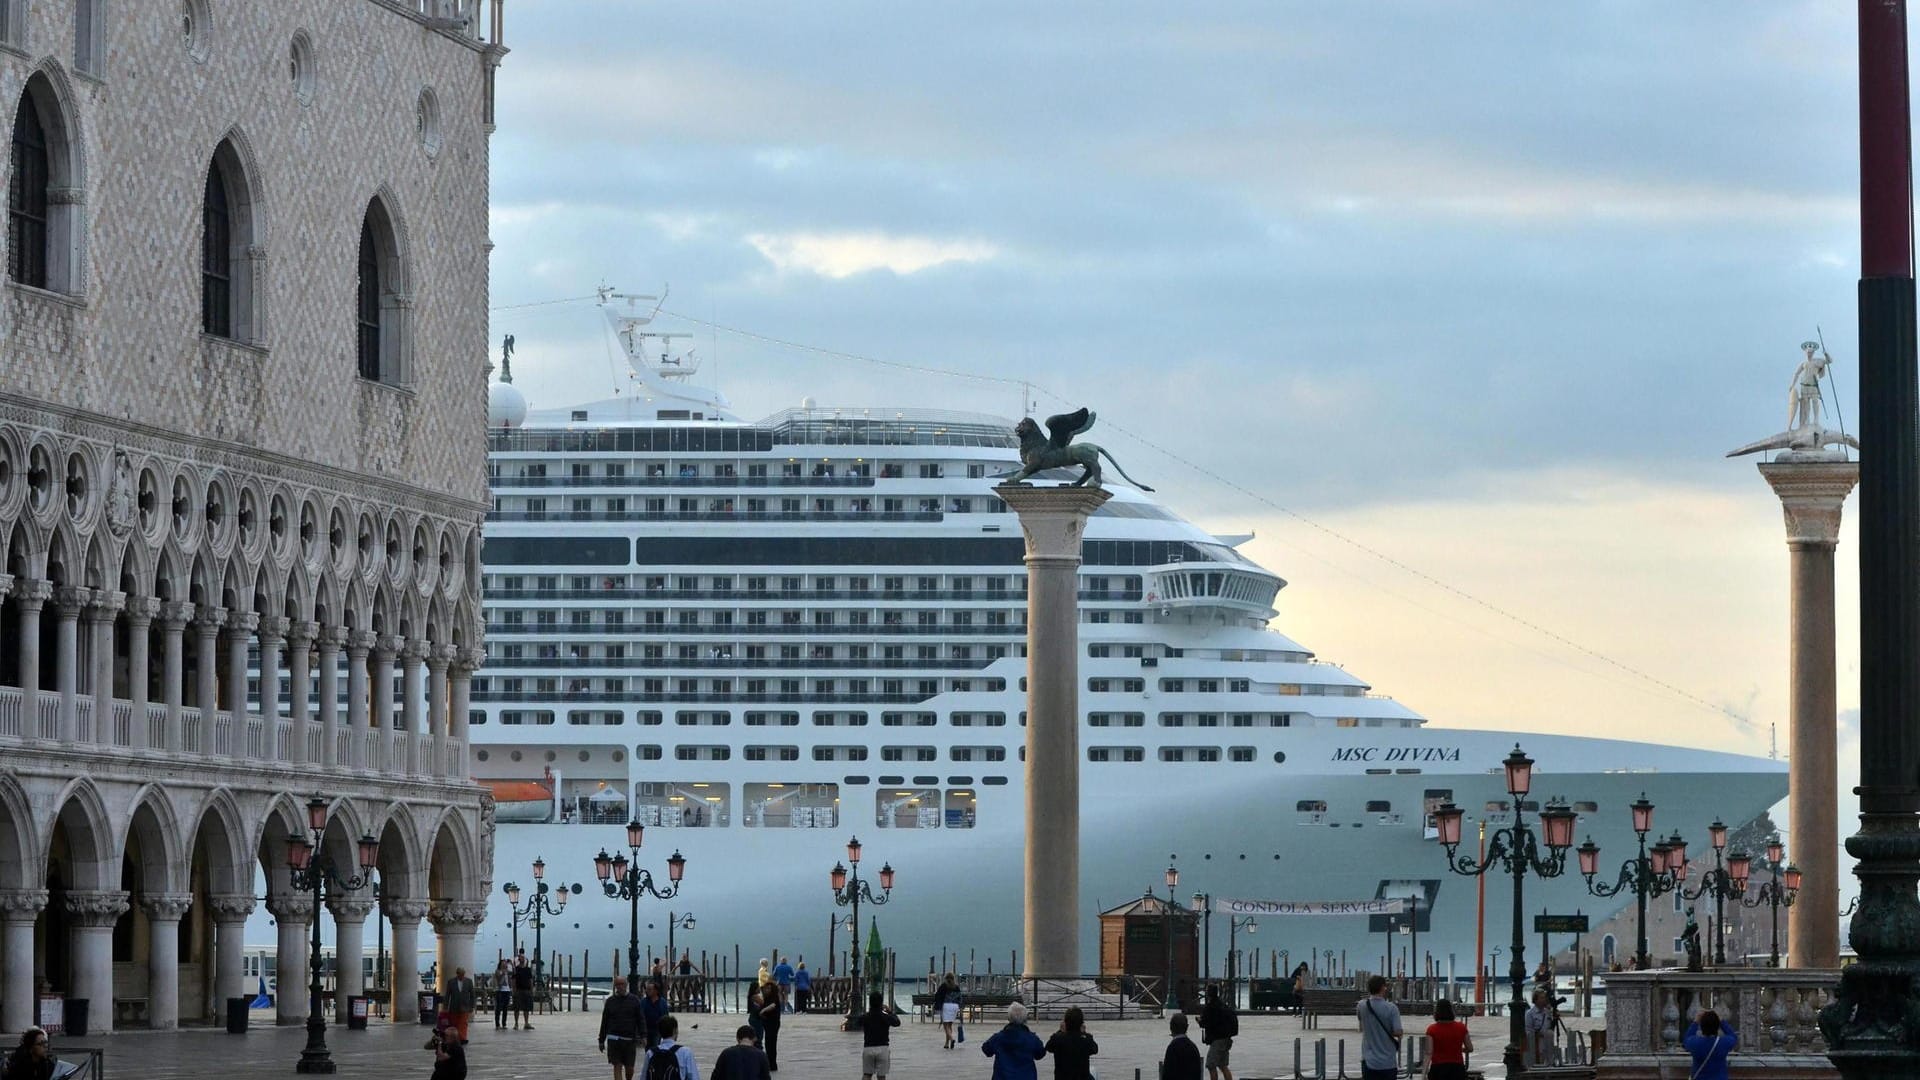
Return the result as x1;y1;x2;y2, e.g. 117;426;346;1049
83;1006;1599;1078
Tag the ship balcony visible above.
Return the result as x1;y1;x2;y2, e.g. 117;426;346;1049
1142;563;1280;619
485;623;1025;637
485;509;944;524
487;474;878;489
484;587;1123;603
470;690;939;705
477;656;999;671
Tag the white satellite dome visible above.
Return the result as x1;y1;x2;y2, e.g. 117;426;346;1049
488;376;528;429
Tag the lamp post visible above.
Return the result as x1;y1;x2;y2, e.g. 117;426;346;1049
1162;864;1180;1013
505;857;582;1003
1680;819;1739;966
1226;914;1256;1005
663;911;695;966
830;835;894;1011
1193;891;1213;984
594;820;687;983
285;795;379;1075
1729;836;1801;968
1573;794;1681;971
1433;744;1579;1075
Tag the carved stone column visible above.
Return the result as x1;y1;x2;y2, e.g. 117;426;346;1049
13;579;51;709
316;626;344;768
124;596;158;738
374;635;402;736
327;895;377;1014
157;601;193;752
0;889;47;1033
427;645;453;777
994;483;1111;980
0;575;11;665
386;899;431;1023
267;893;315;1026
428;901;488;1000
256;614;289;724
140;893;193;1029
52;586;87;742
64;889;130;1032
83;590;124;744
193;607;225;726
402;638;429;774
208;893;257;1009
450;647;482;781
346;630;375;769
286;620;316;763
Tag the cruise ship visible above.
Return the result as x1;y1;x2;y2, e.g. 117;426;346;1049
470;292;1787;980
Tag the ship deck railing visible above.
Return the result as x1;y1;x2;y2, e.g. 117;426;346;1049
489;475;880;489
486;509;946;523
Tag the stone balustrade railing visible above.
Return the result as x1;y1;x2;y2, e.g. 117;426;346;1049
1598;968;1839;1080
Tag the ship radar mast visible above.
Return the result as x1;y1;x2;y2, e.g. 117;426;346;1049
599;284;699;382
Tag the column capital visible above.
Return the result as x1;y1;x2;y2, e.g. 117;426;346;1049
256;614;290;644
208;893;257;922
196;605;229;632
12;578;52;607
1759;460;1861;547
52;585;91;615
62;889;130;927
326;895;378;922
0;889;49;919
0;573;13;602
347;629;378;655
123;595;161;623
428;900;489;932
430;643;459;668
993;484;1113;559
227;611;260;636
159;600;196;627
82;589;126;620
385;898;431;923
459;646;487;672
316;624;348;650
287;619;320;646
376;634;406;657
265;893;316;923
402;637;432;663
140;893;194;922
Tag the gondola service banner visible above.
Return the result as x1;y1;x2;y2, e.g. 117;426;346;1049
1215;898;1411;917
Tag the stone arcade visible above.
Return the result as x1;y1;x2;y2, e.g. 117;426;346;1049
0;1;507;1032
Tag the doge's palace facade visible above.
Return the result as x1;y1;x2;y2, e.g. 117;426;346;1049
0;0;505;1032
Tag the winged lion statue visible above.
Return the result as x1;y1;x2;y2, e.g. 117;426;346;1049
1007;408;1154;491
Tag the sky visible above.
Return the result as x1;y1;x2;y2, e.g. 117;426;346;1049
487;3;1876;867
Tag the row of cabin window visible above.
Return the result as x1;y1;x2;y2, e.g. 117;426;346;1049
489;642;1015;662
6;76;407;383
479;709;1017;726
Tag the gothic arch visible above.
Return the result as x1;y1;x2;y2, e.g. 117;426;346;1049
425;809;476;903
355;189;413;385
47;777;116;889
6;64;87;294
124;784;185;895
188;789;251;897
0;773;39;891
372;801;423;900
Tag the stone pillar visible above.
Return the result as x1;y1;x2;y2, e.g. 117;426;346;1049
0;889;47;1034
52;586;88;742
428;901;488;1002
225;610;257;716
387;899;430;1023
84;590;123;744
141;893;193;1029
287;621;316;763
209;894;256;1009
995;483;1111;979
346;631;375;769
428;645;453;777
374;635;400;736
327;895;376;1017
65;889;130;1033
158;603;193;752
193;607;225;723
0;575;11;667
1759;457;1859;970
125;597;158;742
450;648;480;781
403;638;428;774
316;626;343;769
257;615;288;719
14;580;50;710
268;893;314;1025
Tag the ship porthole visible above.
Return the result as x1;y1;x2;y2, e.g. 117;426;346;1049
509;750;522;762
544;750;557;762
1273;751;1286;764
475;750;489;762
611;750;625;763
577;750;590;762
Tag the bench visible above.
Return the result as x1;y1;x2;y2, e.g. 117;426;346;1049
114;997;149;1026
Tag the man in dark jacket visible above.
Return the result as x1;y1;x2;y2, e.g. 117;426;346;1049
598;976;647;1080
1198;984;1239;1080
639;980;672;1050
443;966;477;1045
712;1024;773;1080
1163;1013;1204;1080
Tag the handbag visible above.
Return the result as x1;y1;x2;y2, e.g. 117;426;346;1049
956;1022;965;1044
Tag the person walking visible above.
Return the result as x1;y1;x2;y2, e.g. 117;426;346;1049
599;976;647;1080
981;1001;1046;1080
1356;975;1401;1080
649;1015;700;1080
1424;998;1472;1080
492;959;512;1029
1043;1006;1098;1080
850;991;900;1080
1683;1009;1738;1080
640;979;672;1051
757;979;784;1071
1161;1014;1203;1080
511;952;536;1030
772;955;795;1011
443;966;476;1045
710;1025;771;1080
792;961;812;1014
1198;984;1237;1080
935;972;961;1049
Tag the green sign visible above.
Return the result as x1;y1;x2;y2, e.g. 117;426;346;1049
1534;914;1589;934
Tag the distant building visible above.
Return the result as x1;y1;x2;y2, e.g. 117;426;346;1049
0;0;505;1030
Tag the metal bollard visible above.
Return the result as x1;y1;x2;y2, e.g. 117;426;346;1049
1335;1038;1347;1079
1314;1036;1328;1079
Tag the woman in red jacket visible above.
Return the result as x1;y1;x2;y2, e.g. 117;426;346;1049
1424;999;1472;1080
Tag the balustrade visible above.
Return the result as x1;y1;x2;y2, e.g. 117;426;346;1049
211;713;233;757
0;690;19;737
33;692;57;739
74;698;93;742
245;716;266;759
112;701;132;747
1598;968;1839;1078
143;703;166;750
179;708;202;754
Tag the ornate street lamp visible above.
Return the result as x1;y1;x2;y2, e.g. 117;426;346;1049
663;911;696;967
1730;836;1799;967
1433;744;1578;1075
1163;864;1180;1013
505;856;582;1005
1680;819;1739;966
829;835;894;1011
286;795;379;1074
594;821;687;983
1226;913;1257;1006
1574;793;1680;970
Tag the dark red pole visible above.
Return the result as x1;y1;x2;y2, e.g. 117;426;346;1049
1860;0;1914;277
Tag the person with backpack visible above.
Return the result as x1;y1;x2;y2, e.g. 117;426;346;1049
599;976;647;1080
1356;975;1402;1080
1682;1009;1738;1080
710;1025;771;1080
981;1001;1046;1080
850;991;901;1080
648;1014;699;1080
1198;984;1238;1080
